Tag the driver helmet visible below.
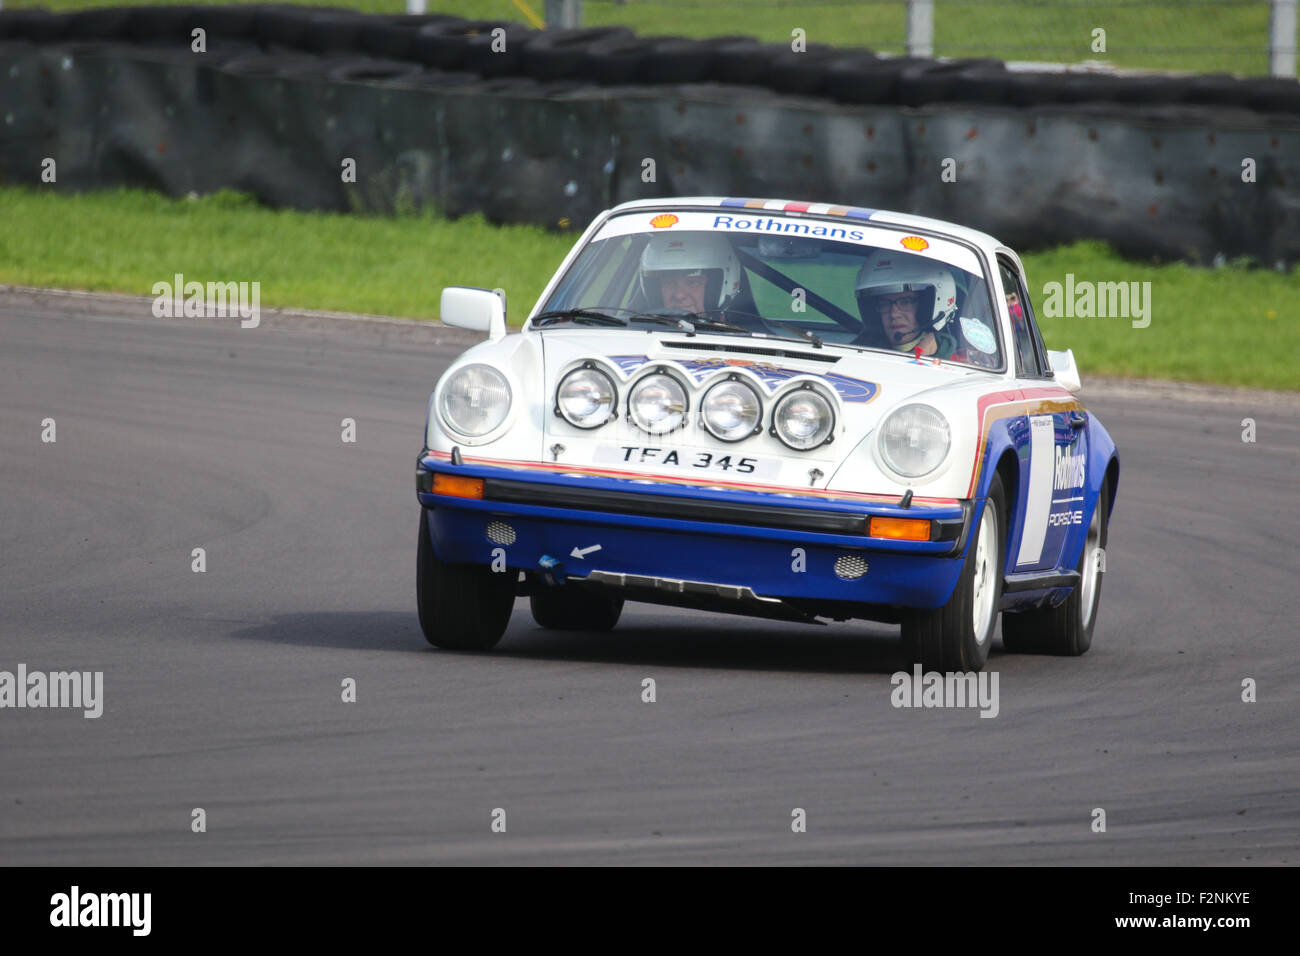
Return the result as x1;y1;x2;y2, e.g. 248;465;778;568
854;250;958;349
639;233;742;311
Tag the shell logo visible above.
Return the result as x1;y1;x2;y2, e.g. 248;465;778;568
650;214;679;228
900;235;929;251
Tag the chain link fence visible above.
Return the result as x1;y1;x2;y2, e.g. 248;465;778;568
575;0;1297;75
0;1;1291;73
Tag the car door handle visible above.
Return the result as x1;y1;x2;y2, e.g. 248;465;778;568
1068;411;1088;429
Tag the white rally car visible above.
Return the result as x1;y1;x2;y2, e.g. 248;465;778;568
416;198;1118;672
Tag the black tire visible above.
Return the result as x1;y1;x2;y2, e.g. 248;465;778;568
766;44;842;95
412;18;498;71
192;6;259;43
326;57;424;85
947;63;1011;105
252;6;314;49
62;8;136;42
461;23;535;77
530;588;623;632
1001;71;1057;108
1245;77;1300;114
1058;73;1130;106
519;26;633;80
581;34;657;85
124;5;198;43
1109;74;1194;106
0;10;65;43
901;471;1007;673
898;57;1003;107
298;11;368;55
416;510;515;651
710;39;778;85
357;21;422;61
641;37;717;84
1183;72;1249;109
1002;481;1109;657
822;56;921;104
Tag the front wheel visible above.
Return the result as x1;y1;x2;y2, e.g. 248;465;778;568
1001;481;1109;656
901;471;1006;673
416;510;515;650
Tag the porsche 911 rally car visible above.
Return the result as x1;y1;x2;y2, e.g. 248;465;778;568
416;198;1118;672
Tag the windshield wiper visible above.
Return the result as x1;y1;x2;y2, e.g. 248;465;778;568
630;312;698;335
765;320;823;349
639;310;759;337
531;308;630;327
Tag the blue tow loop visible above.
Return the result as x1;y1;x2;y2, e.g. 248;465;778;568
538;554;566;586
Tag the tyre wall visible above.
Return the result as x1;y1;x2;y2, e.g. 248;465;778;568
1;7;1297;265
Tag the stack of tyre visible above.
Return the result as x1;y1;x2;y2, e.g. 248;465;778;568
2;4;1296;113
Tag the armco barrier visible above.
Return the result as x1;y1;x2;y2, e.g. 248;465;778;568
0;7;1297;265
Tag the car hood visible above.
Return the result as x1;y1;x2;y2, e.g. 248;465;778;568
427;327;1007;502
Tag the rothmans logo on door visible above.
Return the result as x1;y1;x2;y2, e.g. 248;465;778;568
1054;446;1086;490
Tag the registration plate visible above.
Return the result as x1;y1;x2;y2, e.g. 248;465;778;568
593;444;779;480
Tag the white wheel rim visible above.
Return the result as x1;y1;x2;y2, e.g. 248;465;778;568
1080;502;1104;628
971;503;998;645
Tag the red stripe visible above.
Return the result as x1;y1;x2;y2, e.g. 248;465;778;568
425;451;959;507
965;387;1083;497
783;202;811;213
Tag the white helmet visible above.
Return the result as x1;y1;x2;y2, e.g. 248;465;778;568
854;250;958;347
639;233;742;311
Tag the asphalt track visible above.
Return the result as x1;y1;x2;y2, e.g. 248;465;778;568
1;292;1297;865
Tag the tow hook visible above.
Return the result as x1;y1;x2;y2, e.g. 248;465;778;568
538;555;566;586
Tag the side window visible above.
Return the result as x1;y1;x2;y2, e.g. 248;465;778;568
999;258;1041;378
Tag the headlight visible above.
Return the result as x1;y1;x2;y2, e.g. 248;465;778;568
701;378;762;442
772;386;834;450
879;403;951;477
439;363;511;437
629;372;688;435
556;365;616;429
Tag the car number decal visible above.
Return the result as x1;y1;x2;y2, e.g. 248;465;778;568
593;444;779;479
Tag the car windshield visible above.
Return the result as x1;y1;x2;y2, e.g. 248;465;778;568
534;212;1004;369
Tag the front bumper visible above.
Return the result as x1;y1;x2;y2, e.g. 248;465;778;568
416;454;974;612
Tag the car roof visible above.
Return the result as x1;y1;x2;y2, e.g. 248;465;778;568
605;196;1007;254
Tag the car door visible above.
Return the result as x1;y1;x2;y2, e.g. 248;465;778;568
997;254;1086;576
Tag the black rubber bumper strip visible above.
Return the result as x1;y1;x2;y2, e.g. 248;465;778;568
480;475;965;542
1002;570;1081;593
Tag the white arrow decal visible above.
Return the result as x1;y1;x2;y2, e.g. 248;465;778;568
570;544;602;559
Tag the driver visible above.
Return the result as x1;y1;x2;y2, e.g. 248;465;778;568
639;233;744;318
854;251;960;359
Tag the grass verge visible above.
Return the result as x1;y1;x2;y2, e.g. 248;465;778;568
0;185;1294;390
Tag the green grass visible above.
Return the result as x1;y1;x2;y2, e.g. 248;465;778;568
0;187;572;319
1027;242;1297;389
0;186;1295;389
6;0;1291;76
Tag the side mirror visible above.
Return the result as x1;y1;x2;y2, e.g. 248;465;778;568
1047;348;1082;393
440;286;506;342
